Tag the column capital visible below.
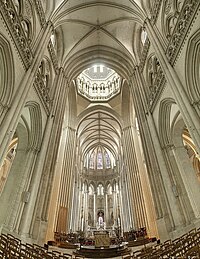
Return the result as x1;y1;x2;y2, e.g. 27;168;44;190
59;67;64;74
143;17;151;28
192;100;200;107
129;66;138;79
46;20;54;30
162;143;175;150
122;125;131;131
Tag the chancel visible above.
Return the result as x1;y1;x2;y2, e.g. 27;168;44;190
0;0;200;258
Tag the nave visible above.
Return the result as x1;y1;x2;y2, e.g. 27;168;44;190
0;0;200;258
1;227;200;258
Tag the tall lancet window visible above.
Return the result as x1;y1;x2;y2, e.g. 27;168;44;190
105;152;111;168
89;152;95;169
141;28;147;45
97;151;103;169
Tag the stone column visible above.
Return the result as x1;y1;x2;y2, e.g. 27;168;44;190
0;105;9;127
93;191;97;226
82;187;88;232
171;145;200;218
118;184;123;233
8;148;39;233
78;186;84;231
123;133;137;228
0;147;31;230
112;187;118;227
122;125;148;230
75;180;81;231
131;63;200;237
69;178;77;232
18;114;58;237
119;180;126;232
57;126;76;232
19;68;68;241
125;172;135;230
132;121;158;238
105;191;108;226
145;18;200;154
129;70;172;239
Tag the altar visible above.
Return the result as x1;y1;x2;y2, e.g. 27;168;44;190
94;231;110;248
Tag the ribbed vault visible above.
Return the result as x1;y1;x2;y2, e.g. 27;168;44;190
47;0;148;79
77;110;122;163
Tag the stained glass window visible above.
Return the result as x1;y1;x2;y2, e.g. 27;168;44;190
86;146;115;170
97;151;103;169
141;29;147;45
89;152;95;169
105;152;111;168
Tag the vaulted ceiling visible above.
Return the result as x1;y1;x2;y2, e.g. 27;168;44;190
77;111;122;161
45;0;149;79
41;0;148;167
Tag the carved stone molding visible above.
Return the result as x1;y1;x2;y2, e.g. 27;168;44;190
150;0;162;24
82;173;118;182
34;71;52;115
144;0;199;111
164;0;173;15
24;0;32;20
148;74;166;113
166;0;200;65
139;38;150;72
146;55;166;112
162;143;175;150
192;100;200;107
34;0;46;27
0;0;33;69
48;41;59;74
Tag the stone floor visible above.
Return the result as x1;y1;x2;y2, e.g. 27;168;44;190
49;246;125;258
49;242;156;258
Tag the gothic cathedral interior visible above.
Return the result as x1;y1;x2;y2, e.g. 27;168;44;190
0;0;200;258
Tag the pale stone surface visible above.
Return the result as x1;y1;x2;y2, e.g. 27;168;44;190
0;0;199;251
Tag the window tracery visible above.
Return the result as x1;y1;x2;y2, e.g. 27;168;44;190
97;151;103;170
89;152;95;169
105;152;111;169
18;0;34;42
87;147;114;170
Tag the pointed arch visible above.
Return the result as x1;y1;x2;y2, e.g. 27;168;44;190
185;29;200;105
0;33;14;112
25;101;42;151
158;98;176;147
